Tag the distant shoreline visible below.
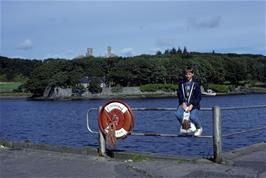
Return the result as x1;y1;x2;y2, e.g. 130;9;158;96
1;90;266;100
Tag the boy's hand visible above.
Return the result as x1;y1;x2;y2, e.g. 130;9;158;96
182;103;188;110
187;104;193;111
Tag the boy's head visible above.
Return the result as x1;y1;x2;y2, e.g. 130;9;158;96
184;67;194;81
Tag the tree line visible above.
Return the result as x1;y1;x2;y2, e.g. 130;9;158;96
0;51;265;96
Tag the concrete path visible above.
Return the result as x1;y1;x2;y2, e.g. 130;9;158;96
0;142;265;178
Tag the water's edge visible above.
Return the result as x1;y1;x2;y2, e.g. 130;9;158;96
1;90;266;100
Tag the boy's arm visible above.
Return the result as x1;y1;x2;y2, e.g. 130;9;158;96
178;83;189;110
190;81;201;107
177;82;186;106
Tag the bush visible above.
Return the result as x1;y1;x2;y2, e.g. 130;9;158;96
140;84;178;92
208;83;232;93
249;81;266;87
111;85;123;93
223;81;231;85
88;79;102;94
72;85;85;96
140;84;157;92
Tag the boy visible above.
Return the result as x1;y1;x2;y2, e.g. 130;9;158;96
175;67;202;136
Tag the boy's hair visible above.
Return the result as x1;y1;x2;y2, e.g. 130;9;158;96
184;67;194;74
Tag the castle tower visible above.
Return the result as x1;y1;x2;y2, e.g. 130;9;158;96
86;48;93;57
107;46;112;57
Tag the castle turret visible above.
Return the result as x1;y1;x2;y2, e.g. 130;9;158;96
86;48;93;57
106;46;116;58
107;46;112;57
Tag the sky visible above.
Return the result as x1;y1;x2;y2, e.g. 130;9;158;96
1;0;265;59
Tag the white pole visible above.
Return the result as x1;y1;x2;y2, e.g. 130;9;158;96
98;106;106;156
99;130;106;156
213;106;222;163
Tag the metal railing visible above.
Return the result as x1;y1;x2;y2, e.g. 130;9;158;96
219;105;266;139
86;105;266;163
86;107;212;137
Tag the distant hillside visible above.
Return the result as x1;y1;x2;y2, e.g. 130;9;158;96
0;56;42;82
0;51;265;97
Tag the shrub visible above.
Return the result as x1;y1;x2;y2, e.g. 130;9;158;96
140;84;178;92
111;85;123;93
208;83;232;93
88;79;102;94
140;84;157;92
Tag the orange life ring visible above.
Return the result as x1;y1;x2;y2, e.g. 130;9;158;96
98;100;134;139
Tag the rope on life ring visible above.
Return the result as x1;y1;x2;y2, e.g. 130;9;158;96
98;100;134;146
106;122;116;147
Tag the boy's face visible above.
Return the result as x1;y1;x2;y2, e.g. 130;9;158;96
185;71;194;81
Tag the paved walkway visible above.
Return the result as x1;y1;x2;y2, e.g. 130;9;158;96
0;142;265;178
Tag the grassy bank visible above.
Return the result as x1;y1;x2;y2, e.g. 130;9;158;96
1;82;265;100
0;82;22;91
0;82;32;97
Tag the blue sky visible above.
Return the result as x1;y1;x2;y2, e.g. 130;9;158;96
1;0;265;59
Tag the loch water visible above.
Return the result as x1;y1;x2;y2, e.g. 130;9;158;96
0;94;265;157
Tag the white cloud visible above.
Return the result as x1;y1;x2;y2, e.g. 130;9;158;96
149;48;162;55
187;16;221;29
43;52;74;59
156;38;177;47
120;48;134;56
18;39;33;50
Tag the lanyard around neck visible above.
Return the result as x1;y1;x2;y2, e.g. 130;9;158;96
182;82;195;103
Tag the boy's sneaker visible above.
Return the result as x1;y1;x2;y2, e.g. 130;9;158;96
194;128;203;137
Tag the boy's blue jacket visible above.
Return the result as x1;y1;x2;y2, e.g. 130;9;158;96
177;78;201;110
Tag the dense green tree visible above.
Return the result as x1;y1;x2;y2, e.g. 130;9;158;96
223;57;246;85
0;56;41;81
162;57;182;83
156;51;162;55
1;51;266;97
183;46;188;54
25;59;74;96
177;47;182;54
170;48;177;55
164;49;170;55
108;59;135;86
88;78;103;93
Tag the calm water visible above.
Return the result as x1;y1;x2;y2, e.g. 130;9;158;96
0;94;266;157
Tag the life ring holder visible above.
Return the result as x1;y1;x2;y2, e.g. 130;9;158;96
98;100;134;139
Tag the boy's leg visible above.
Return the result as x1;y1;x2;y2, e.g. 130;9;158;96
175;106;184;124
189;109;202;129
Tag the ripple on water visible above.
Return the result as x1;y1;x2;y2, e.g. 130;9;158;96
0;95;266;156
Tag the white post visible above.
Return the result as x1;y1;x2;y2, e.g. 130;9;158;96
213;106;222;163
99;130;106;156
98;106;106;156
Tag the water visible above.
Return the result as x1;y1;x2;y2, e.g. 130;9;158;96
0;94;266;157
